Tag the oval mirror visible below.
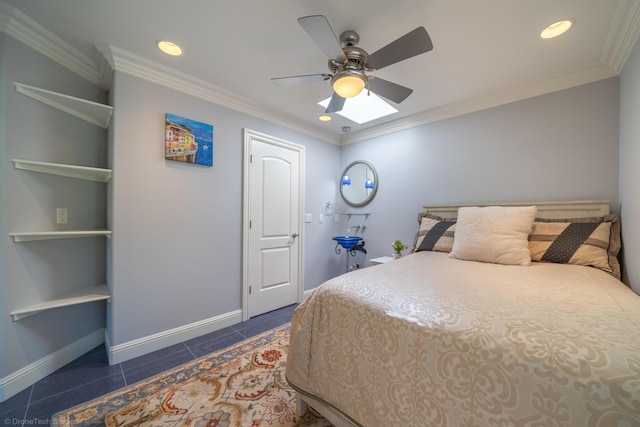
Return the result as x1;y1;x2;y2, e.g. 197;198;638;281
340;161;378;207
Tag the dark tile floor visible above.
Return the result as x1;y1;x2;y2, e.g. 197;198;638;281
0;304;297;425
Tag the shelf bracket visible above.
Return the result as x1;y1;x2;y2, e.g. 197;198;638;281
345;213;370;219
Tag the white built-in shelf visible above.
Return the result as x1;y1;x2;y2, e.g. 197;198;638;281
10;284;110;321
14;82;113;129
12;159;112;182
10;83;112;322
9;230;112;242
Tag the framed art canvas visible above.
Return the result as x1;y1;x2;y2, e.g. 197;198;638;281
165;113;214;166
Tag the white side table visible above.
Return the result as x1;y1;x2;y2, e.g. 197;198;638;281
370;256;394;266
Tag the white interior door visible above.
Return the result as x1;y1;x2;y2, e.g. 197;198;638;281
243;130;304;319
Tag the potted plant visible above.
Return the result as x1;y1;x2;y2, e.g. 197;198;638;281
392;240;407;259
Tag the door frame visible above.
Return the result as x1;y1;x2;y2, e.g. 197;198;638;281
242;129;305;321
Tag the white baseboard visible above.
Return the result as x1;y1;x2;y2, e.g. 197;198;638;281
0;329;105;402
107;309;243;365
303;287;317;299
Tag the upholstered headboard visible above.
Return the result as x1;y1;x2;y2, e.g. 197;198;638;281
423;199;610;220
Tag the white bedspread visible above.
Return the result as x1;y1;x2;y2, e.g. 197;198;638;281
286;252;640;426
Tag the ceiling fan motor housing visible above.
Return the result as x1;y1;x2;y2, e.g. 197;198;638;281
343;46;368;69
329;31;369;88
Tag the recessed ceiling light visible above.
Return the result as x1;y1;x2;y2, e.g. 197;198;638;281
157;41;183;56
541;19;573;39
318;115;332;122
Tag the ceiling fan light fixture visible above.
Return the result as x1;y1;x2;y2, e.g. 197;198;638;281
332;71;366;98
540;19;573;39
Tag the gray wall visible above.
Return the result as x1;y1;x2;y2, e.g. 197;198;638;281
619;37;640;294
338;78;621;268
107;72;342;348
1;35;109;378
2;19;638;399
1;33;343;397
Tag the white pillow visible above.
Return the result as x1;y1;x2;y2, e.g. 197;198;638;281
449;205;538;266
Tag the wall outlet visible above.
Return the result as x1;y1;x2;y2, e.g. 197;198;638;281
305;213;312;223
56;208;68;224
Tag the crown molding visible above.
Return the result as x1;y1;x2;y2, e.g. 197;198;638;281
93;44;339;145
341;0;640;145
341;61;618;144
601;0;640;72
0;4;337;144
3;1;639;146
0;3;107;89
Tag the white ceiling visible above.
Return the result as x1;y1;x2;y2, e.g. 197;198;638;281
2;0;639;144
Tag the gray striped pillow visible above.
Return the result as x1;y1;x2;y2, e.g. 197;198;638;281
413;214;456;253
528;214;621;278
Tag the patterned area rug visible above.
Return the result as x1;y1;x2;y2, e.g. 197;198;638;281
52;324;331;426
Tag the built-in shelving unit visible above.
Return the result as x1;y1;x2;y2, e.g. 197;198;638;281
12;159;112;182
10;83;112;320
10;284;111;321
14;82;113;128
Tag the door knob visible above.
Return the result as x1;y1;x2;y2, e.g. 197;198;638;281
291;233;299;239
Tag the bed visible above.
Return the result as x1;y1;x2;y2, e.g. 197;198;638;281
286;200;640;427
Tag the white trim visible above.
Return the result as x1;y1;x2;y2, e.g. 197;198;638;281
0;4;106;88
106;309;242;365
341;61;617;145
0;329;104;402
242;129;305;321
93;44;339;145
3;2;640;146
601;0;640;73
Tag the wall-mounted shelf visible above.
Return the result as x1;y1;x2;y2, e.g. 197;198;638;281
14;82;113;129
345;213;370;219
12;159;112;182
9;230;112;242
10;284;110;321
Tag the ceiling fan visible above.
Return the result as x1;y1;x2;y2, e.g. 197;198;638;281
271;15;433;114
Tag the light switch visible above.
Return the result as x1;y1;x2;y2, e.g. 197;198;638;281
56;208;68;224
305;213;312;223
318;213;324;223
334;214;340;223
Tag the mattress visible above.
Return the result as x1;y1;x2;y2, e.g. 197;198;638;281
286;251;640;426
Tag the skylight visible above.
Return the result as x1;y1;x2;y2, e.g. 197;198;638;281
318;90;398;124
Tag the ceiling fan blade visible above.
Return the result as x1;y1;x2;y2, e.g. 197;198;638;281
298;15;347;62
325;92;346;113
271;74;330;86
365;27;433;70
368;77;413;104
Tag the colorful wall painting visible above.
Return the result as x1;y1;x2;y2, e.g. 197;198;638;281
165;113;214;166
